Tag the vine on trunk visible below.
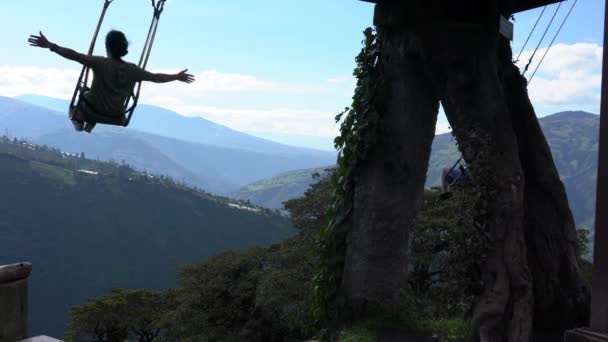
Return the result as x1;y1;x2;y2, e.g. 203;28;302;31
313;27;385;323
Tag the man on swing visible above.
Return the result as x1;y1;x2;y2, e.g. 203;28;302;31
28;30;195;132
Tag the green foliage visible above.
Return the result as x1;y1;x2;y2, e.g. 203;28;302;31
284;170;334;243
427;112;600;236
61;166;484;341
406;319;468;342
576;228;593;285
167;243;316;341
65;289;173;342
233;167;330;209
171;249;270;341
315;27;385;322
1;136;294;337
164;178;335;341
576;228;591;259
409;188;488;318
336;318;468;342
337;327;376;342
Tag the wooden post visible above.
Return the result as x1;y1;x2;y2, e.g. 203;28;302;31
590;0;608;333
0;262;32;342
566;2;608;340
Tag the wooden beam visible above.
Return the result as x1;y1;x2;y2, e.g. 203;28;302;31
359;0;565;14
590;0;608;333
0;263;32;284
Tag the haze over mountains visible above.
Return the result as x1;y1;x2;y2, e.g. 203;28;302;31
3;95;597;229
1;95;336;194
0;93;600;339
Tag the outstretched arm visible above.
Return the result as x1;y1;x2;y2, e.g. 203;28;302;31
28;31;94;67
139;69;195;84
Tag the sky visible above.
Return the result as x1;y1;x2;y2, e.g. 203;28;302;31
0;0;604;150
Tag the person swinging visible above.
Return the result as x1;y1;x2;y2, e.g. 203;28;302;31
28;30;194;132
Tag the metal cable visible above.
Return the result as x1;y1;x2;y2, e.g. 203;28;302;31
522;1;563;76
515;6;548;63
529;0;579;84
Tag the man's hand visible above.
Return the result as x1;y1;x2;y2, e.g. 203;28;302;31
177;69;195;84
28;31;52;49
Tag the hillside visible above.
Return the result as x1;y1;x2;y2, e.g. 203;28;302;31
427;111;599;230
236;112;599;232
0;96;336;194
232;167;331;209
0;137;294;338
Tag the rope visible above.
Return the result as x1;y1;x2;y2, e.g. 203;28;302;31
528;0;579;85
522;1;563;77
515;6;547;63
70;0;114;109
125;0;167;124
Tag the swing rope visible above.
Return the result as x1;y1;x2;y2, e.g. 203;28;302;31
126;0;166;124
69;0;114;111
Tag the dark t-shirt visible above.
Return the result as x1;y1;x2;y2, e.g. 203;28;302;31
83;56;147;116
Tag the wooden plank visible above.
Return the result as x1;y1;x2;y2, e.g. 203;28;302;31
359;0;565;14
510;0;564;13
0;263;32;284
500;15;514;40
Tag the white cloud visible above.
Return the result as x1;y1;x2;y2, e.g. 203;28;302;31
3;42;597;142
515;43;602;108
160;104;340;137
0;65;78;98
0;64;341;137
0;66;318;98
327;76;354;85
148;70;315;94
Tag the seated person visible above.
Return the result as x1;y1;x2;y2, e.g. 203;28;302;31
28;30;195;132
441;164;472;193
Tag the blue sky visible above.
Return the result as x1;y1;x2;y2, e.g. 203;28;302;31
0;0;604;150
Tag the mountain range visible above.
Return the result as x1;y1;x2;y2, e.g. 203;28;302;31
1;95;337;195
234;111;599;234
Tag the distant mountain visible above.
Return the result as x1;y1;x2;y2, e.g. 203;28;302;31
232;167;331;209
0;137;294;339
237;111;599;233
0;97;66;139
34;127;236;194
427;111;599;231
538;111;599;230
15;94;334;157
1;96;336;194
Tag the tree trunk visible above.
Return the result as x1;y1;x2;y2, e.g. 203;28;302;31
340;26;440;319
419;30;590;340
340;3;590;338
498;38;591;331
420;29;533;342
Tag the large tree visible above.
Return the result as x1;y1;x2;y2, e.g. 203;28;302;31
335;1;590;340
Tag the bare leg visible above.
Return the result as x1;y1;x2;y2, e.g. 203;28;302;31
69;107;84;132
